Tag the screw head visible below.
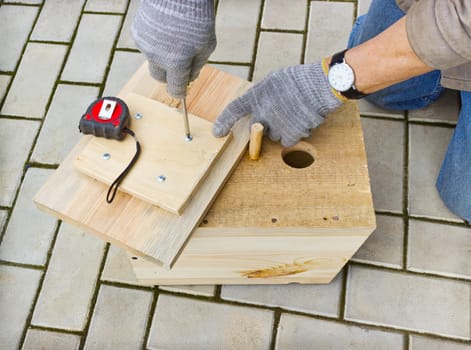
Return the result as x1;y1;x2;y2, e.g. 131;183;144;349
134;112;143;120
102;153;111;160
157;175;166;182
185;135;193;142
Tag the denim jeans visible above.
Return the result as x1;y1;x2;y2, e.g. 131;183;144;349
347;0;471;221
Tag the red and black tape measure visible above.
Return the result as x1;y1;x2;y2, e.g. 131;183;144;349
78;96;141;204
79;96;130;140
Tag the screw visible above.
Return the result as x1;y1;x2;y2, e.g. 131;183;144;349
157;175;166;182
134;112;143;119
185;134;193;142
102;153;111;160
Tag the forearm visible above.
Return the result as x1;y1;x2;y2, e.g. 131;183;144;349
338;16;434;94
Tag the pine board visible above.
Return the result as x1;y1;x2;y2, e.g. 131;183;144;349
34;63;376;283
75;93;231;214
125;101;376;284
34;64;252;268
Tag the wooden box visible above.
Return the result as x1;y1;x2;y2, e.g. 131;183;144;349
34;64;375;284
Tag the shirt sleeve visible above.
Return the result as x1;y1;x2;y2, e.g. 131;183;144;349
406;0;471;70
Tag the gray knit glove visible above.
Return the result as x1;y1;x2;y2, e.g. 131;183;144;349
131;0;216;98
213;61;343;147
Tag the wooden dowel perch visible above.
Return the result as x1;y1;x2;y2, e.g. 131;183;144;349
249;122;264;160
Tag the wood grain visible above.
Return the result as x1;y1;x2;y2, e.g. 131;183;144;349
127;226;371;285
34;63;376;283
124;102;377;284
74;93;231;214
34;64;252;269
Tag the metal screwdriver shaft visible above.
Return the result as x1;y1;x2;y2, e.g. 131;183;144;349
181;97;192;141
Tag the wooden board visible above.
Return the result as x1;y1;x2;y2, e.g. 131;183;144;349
127;227;370;285
75;93;231;214
34;64;252;269
35;60;376;283
125;101;376;284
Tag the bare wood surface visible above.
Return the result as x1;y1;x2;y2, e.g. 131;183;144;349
203;101;374;230
34;64;252;268
75;93;231;214
249;122;264;161
127;226;370;285
34;63;376;283
124;101;377;284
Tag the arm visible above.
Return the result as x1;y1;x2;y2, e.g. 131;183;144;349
213;14;437;147
343;17;433;94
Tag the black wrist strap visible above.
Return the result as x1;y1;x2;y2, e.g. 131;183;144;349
106;128;141;204
330;49;348;66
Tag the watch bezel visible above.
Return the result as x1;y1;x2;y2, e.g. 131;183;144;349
327;62;355;92
328;49;368;100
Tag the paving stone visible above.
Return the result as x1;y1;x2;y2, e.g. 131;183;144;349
84;285;153;350
305;1;354;62
409;335;471;350
358;0;373;16
409;124;460;220
1;43;67;118
31;223;106;331
4;0;41;4
22;329;81;350
209;64;250;80
409;89;461;124
0;168;57;265
101;245;140;285
0;74;11;102
352;214;404;269
345;265;471;339
31;84;99;164
159;285;216;297
253;32;303;82
261;0;306;30
276;313;404;350
0;210;7;232
361;118;404;212
85;0;128;13
0;5;38;72
358;99;404;119
103;51;145;96
31;0;85;42
61;14;121;84
211;0;261;63
221;272;343;317
148;294;274;349
407;219;471;279
0;119;40;206
117;0;140;49
0;265;42;350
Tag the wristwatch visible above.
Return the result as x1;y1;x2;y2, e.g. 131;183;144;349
328;49;368;99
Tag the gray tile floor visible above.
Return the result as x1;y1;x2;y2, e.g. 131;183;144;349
0;0;470;349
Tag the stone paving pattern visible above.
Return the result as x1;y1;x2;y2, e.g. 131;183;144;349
0;0;469;349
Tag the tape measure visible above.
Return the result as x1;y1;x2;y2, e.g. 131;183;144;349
79;97;141;204
79;97;130;140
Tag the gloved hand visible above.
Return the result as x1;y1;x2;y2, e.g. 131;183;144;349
132;0;216;98
213;61;344;147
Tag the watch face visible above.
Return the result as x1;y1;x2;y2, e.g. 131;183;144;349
328;63;355;92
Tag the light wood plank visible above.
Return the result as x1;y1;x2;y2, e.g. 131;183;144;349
124;101;377;284
34;65;252;268
127;227;371;285
75;93;232;214
34;64;376;283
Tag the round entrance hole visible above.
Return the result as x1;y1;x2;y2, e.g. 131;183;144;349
281;143;316;169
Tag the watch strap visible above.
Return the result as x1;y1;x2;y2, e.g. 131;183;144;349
329;49;368;100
